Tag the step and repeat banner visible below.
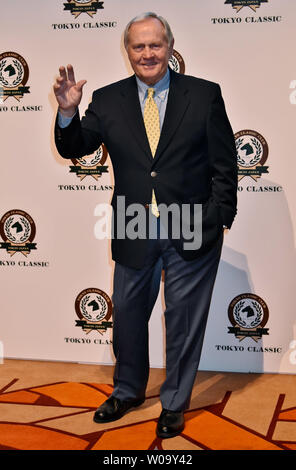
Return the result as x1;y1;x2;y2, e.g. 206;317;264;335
1;0;295;374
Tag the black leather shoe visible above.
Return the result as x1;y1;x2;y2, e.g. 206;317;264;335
93;395;145;423
156;409;185;439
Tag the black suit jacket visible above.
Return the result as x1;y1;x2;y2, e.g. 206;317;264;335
55;69;237;268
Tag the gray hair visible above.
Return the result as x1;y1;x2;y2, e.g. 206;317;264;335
124;12;174;49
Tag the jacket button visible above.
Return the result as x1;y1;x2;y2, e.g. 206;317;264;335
151;171;157;177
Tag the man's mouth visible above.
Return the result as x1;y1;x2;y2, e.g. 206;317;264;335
141;63;157;68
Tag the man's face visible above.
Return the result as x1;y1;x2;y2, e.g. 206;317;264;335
126;18;174;86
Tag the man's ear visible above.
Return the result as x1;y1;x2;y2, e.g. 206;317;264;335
169;39;175;57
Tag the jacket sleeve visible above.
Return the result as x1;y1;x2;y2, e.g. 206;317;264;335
54;91;104;159
207;84;238;228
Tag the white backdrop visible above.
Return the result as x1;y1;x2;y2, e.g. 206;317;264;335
0;0;295;374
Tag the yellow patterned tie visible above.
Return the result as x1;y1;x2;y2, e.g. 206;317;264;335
144;88;160;217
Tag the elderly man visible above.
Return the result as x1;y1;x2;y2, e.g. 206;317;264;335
54;12;237;439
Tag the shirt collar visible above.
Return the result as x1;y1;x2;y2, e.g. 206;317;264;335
136;68;170;103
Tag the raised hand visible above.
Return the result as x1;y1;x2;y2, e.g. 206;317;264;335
53;64;87;117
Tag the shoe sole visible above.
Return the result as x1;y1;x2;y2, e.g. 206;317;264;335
93;398;145;424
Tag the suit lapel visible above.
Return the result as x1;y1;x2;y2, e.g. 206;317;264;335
153;70;190;163
119;71;190;163
120;76;153;161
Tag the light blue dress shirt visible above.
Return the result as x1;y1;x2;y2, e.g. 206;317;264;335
58;68;170;129
135;68;170;130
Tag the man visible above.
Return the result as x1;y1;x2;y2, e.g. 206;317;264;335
54;12;237;439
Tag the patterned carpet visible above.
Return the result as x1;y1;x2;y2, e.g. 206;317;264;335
1;360;296;450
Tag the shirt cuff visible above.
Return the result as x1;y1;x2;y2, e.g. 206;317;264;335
58;110;76;128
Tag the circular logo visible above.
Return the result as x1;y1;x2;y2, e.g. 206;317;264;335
169;49;185;74
75;288;112;325
70;144;109;179
228;293;269;331
235;130;268;168
235;130;269;181
73;143;108;168
0;210;36;245
0;52;29;89
65;0;104;17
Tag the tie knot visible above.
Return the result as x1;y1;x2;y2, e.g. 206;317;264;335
147;88;155;99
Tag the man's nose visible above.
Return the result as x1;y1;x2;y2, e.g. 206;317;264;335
142;46;153;59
